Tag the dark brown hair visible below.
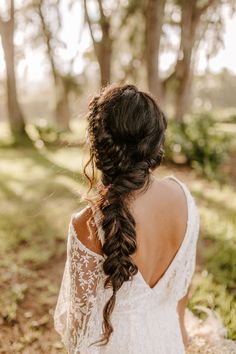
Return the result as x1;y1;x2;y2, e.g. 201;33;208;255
83;83;167;345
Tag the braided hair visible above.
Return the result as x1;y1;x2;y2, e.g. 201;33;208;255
83;83;167;345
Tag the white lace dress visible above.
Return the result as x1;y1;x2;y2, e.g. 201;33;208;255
54;175;200;354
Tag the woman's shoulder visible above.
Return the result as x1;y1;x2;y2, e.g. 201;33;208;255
159;175;200;239
151;174;199;242
152;174;189;214
159;175;198;213
70;205;103;256
160;174;190;196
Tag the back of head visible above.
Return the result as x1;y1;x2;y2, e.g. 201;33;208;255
84;83;167;346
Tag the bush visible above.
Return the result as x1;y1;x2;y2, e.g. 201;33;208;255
34;122;63;144
26;121;67;147
165;113;232;178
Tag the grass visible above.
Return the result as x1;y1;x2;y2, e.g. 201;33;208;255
189;180;236;340
0;141;235;352
0;144;87;353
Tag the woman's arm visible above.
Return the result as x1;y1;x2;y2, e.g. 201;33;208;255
177;292;189;348
54;209;103;353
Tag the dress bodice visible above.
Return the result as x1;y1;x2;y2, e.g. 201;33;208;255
54;175;200;354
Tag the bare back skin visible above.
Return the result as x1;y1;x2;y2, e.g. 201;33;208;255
72;175;189;346
129;175;188;289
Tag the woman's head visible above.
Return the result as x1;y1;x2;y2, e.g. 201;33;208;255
83;83;167;345
86;83;167;187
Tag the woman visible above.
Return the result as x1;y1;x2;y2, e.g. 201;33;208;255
54;83;200;354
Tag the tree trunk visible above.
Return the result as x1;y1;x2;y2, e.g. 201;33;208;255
145;0;165;103
174;59;193;122
84;0;112;87
45;68;70;131
55;80;70;131
0;16;28;142
174;1;199;122
97;36;112;87
38;0;71;131
46;52;70;131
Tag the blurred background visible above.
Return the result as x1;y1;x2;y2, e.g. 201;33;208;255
0;0;236;353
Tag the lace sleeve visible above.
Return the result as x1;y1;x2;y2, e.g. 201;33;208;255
54;213;103;353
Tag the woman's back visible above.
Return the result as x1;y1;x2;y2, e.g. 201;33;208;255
54;175;200;354
129;175;189;289
72;175;188;289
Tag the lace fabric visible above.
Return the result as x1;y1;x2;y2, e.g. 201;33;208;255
54;175;200;354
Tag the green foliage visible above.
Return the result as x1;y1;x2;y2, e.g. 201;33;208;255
189;272;236;340
25;120;87;147
29;122;64;145
0;280;28;322
165;113;232;178
188;182;236;340
226;114;236;124
213;108;236;124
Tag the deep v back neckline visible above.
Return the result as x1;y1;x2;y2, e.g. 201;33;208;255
135;175;191;291
88;175;191;291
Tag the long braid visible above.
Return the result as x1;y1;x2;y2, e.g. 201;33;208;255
100;164;152;343
84;83;167;345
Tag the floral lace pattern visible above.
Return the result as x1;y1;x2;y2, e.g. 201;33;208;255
54;175;200;354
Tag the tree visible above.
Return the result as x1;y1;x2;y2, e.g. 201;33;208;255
144;0;230;121
172;0;217;121
0;0;29;143
36;0;71;131
83;0;112;86
145;0;166;101
24;0;81;131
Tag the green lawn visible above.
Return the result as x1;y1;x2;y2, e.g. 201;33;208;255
0;144;235;352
